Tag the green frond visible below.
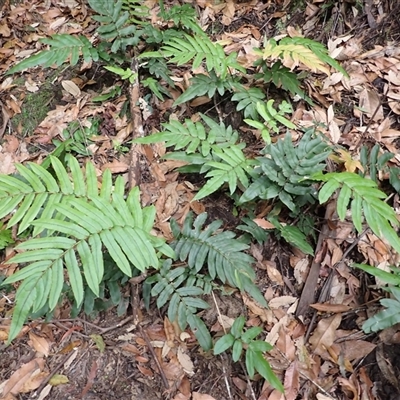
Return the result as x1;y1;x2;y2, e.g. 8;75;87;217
193;145;254;200
315;171;400;254
171;212;267;307
240;129;330;211
232;87;266;120
1;155;172;344
6;35;99;75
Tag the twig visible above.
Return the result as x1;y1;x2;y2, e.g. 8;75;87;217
55;316;134;335
31;352;73;398
239;360;257;400
127;52;146;190
130;283;170;389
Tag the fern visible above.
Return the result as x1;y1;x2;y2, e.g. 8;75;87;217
144;212;268;350
193;145;255;200
362;287;400;333
314;171;400;254
121;0;150;25
244;100;296;144
170;213;267;307
352;264;400;333
6;35;99;75
6;0;143;75
174;71;232;105
134;113;239;156
231;86;266;120
257;36;348;76
89;0;142;52
140;33;245;79
1;156;174;343
254;60;309;102
161;4;203;34
240;129;331;212
359;144;394;183
145;259;212;350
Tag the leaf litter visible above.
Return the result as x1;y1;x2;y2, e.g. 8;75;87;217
1;0;400;399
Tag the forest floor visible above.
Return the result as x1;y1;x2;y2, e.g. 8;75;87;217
1;0;400;399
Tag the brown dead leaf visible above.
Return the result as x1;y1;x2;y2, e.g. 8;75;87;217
340;339;376;361
101;159;128;173
276;326;296;361
21;371;48;393
310;303;351;313
283;361;300;400
192;393;217;400
269;296;297;309
266;264;284;285
28;332;51;356
61;80;81;98
357;88;384;121
253;218;275;229
2;358;46;396
309;314;342;356
177;347;194;376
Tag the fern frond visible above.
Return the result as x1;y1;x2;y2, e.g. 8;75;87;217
6;35;98;75
232;87;266;119
89;0;141;52
281;36;348;76
240;130;330;211
194;145;255;200
315;171;400;254
2;156;173;343
145;259;212;350
171;212;268;307
141;33;245;79
135;113;240;158
174;72;228;105
121;0;150;25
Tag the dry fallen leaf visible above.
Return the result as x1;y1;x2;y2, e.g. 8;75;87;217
177;347;194;376
309;314;342;356
61;80;81;98
2;358;46;397
192;393;217;400
28;332;51;356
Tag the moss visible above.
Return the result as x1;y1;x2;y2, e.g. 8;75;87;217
11;80;57;136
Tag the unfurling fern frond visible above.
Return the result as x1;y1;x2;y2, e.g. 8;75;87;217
171;212;268;307
1;156;174;343
314;171;400;254
240;129;331;212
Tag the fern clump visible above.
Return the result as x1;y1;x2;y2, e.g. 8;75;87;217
240;129;331;212
1;156;174;343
